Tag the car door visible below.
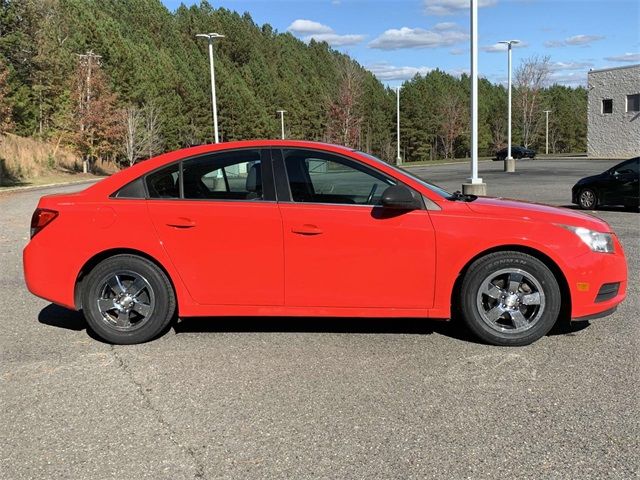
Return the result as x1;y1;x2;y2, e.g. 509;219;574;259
273;148;436;310
145;148;284;306
611;158;639;205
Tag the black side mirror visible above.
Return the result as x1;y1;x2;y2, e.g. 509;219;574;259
380;185;421;209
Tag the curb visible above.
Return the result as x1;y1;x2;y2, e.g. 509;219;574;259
0;178;102;194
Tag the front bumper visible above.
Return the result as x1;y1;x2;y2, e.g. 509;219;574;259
565;236;627;319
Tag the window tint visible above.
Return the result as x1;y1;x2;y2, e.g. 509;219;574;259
602;99;613;114
627;94;640;112
146;164;180;199
182;149;264;201
614;158;639;175
113;178;146;198
283;149;395;205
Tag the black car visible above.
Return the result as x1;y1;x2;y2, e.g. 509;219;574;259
571;157;639;210
494;146;536;160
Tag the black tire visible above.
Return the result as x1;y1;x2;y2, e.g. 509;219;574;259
459;251;561;346
577;188;598;210
81;254;176;344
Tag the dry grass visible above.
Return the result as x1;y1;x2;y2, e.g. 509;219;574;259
0;134;118;185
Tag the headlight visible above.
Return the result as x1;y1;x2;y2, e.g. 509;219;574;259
560;225;614;253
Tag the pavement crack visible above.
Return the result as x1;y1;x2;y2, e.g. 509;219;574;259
109;346;206;479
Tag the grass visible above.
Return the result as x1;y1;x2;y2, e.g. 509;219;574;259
0;133;117;188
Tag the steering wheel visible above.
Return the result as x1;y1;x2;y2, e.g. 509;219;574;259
366;184;378;204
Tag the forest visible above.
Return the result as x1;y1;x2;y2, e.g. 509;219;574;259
0;0;587;178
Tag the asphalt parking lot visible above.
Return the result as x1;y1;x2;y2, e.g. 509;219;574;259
1;158;638;479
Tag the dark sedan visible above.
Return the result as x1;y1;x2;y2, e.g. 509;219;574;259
571;157;639;210
494;146;536;160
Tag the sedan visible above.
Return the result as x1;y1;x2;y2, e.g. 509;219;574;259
494;146;536;161
572;157;639;210
24;141;627;346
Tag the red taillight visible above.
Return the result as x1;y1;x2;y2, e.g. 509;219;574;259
30;208;58;238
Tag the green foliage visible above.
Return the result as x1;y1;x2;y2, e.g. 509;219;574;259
0;0;588;164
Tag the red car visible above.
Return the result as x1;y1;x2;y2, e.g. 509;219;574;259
24;141;627;346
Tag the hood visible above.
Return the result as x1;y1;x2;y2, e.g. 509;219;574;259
574;172;607;185
467;197;611;232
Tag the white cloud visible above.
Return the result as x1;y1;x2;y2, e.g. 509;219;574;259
604;52;640;62
367;63;434;81
287;19;332;35
548;71;587;87
545;34;605;48
287;19;365;47
369;26;468;50
481;40;528;53
424;0;497;16
433;22;459;31
307;33;366;46
548;61;594;72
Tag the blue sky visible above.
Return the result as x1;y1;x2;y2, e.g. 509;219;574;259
162;0;640;87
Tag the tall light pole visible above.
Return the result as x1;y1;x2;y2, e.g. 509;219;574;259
276;110;286;139
396;86;402;165
463;0;486;195
498;39;519;172
543;110;551;155
196;32;225;143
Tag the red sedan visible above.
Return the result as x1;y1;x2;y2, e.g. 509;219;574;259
24;141;627;346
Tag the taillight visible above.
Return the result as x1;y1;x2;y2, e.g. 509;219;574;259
30;208;58;238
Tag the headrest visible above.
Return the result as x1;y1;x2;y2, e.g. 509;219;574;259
246;163;262;192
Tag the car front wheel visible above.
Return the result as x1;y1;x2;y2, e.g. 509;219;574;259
460;251;561;346
81;254;176;344
578;188;598;209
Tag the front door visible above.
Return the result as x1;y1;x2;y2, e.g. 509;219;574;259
274;148;436;310
145;148;284;306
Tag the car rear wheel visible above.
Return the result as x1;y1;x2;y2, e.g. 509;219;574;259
81;254;176;344
459;251;561;346
578;188;598;210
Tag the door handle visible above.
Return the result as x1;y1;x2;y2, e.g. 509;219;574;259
166;217;196;228
291;224;323;235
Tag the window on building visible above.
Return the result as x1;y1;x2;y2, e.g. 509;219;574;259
602;99;613;114
626;94;640;113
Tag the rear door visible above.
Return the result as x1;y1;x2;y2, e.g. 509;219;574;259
146;148;284;306
273;148;436;310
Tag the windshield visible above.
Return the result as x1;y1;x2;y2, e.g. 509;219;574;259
355;151;453;198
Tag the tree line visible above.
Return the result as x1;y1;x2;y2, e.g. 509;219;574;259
0;0;587;173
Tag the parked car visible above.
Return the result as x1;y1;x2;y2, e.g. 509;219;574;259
572;157;639;210
494;146;536;160
24;141;627;346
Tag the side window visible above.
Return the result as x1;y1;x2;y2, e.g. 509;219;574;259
283;149;395;205
615;159;639;175
146;164;180;199
182;149;264;201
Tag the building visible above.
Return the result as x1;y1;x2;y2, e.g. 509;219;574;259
587;64;640;158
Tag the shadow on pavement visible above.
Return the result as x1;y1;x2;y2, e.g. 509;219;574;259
174;315;479;342
37;303;591;343
38;304;86;331
561;204;639;213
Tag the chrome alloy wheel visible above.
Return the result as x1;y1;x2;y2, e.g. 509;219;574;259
97;272;155;331
579;189;596;209
475;268;546;333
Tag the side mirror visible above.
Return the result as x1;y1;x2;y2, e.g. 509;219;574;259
380;185;421;209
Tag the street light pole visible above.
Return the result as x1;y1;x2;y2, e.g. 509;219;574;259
396;86;402;165
543;110;551;155
276;110;286;139
462;0;486;195
196;33;225;143
498;39;519;172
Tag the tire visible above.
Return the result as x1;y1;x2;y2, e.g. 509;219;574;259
81;254;176;344
577;188;598;210
459;251;561;346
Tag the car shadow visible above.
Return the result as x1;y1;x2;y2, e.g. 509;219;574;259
37;304;591;344
561;204;639;213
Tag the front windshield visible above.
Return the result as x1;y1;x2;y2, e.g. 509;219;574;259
355;151;453;198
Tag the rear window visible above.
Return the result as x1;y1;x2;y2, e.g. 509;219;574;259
146;164;180;199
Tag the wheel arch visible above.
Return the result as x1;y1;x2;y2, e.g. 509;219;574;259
74;248;179;312
450;244;571;319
